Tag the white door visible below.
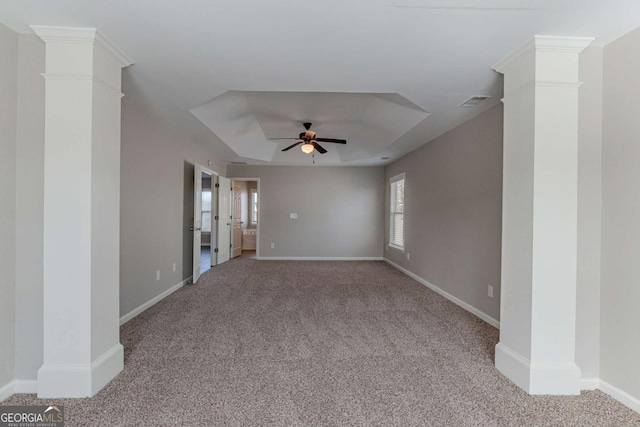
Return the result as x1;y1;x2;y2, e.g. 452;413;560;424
193;164;216;284
193;164;204;284
231;181;243;258
217;176;232;264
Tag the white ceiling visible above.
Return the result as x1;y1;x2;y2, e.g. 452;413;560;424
190;91;429;165
1;0;639;166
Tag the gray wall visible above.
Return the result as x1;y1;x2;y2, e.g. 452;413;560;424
576;45;603;380
0;23;18;390
14;34;45;382
119;99;226;317
384;105;503;321
226;166;384;258
600;27;640;401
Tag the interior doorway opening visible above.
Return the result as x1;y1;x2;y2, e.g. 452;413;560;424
200;172;213;274
230;178;260;260
192;163;221;284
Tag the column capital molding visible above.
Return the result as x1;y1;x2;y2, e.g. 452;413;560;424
494;36;594;74
30;26;133;68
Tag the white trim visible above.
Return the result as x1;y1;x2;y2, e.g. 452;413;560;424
90;344;124;396
0;379;50;401
387;244;405;253
0;381;14;402
528;361;581;395
495;342;531;392
37;344;123;398
495;342;582;395
40;73;125;98
384;258;500;329
119;276;192;326
30;26;133;67
389;173;406;251
493;35;594;73
258;257;383;261
226;177;261;259
389;172;405;184
600;380;640;414
13;379;38;394
581;377;600;391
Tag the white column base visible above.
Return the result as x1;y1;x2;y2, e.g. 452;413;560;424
496;343;581;395
37;344;123;398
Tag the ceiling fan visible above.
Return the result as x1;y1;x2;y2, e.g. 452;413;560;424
270;122;347;154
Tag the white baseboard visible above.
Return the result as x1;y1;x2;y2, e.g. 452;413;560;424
0;379;38;401
495;342;531;392
90;344;124;396
120;276;192;325
14;379;37;393
600;379;640;414
581;377;600;391
258;256;384;261
0;380;14;402
383;258;500;329
37;343;123;398
495;342;581;395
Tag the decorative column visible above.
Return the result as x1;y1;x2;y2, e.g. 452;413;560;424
494;36;593;395
32;26;132;397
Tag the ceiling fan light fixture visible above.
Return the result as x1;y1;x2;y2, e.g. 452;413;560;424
301;142;314;154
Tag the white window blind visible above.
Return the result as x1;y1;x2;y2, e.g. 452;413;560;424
389;174;405;250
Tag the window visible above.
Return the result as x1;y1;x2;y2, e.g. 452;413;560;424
389;173;405;251
202;189;212;232
250;189;258;225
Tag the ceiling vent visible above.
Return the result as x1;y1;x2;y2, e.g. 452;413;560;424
459;96;491;108
230;161;247;165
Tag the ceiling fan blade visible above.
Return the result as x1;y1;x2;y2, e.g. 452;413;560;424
282;141;303;151
316;138;347;144
312;141;327;154
269;138;299;140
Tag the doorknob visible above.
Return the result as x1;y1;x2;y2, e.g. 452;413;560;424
190;227;201;231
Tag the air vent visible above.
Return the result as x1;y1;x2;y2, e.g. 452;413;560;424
459;96;491;108
230;161;247;165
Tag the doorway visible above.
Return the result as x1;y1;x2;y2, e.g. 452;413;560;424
200;172;213;274
230;178;260;260
192;165;218;283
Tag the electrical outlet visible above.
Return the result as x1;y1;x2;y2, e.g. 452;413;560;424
156;270;161;281
488;285;494;298
270;243;275;249
407;252;410;260
172;263;176;272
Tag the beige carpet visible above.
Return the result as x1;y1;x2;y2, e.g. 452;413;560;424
4;254;639;426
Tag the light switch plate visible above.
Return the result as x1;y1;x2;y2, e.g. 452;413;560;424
289;213;298;219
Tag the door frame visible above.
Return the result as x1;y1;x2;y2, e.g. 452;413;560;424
193;163;219;284
228;177;261;259
216;176;232;265
231;180;243;258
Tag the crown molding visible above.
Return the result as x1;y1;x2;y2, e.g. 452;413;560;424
30;25;133;68
493;35;594;74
